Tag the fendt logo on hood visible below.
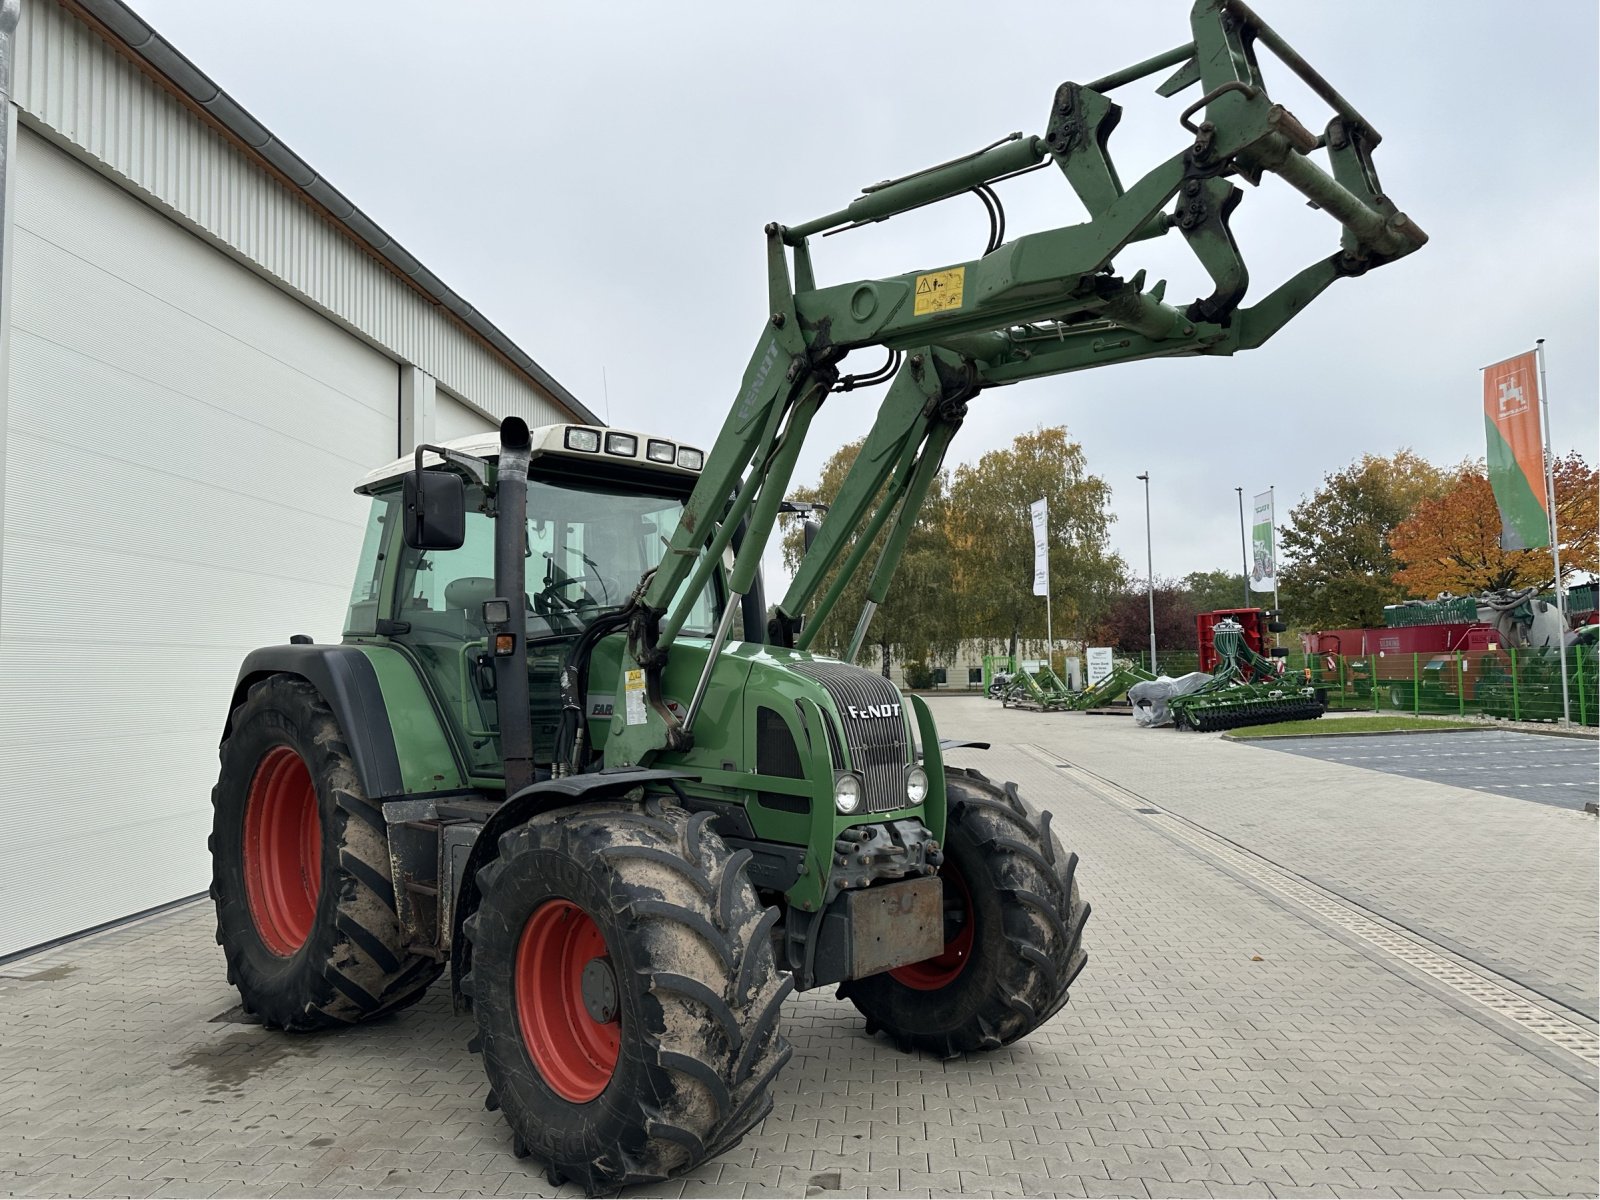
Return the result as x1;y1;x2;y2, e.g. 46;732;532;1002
845;703;902;720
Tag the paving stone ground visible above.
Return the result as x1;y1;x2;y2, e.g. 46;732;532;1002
0;695;1594;1199
1013;706;1600;1020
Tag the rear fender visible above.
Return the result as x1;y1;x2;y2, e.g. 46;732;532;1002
224;645;407;799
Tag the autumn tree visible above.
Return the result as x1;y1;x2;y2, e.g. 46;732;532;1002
1095;576;1199;659
780;440;958;675
945;427;1123;654
1392;453;1599;595
1277;450;1450;628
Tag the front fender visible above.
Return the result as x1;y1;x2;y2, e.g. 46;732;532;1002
448;768;699;1008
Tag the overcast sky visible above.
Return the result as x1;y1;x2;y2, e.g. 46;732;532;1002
132;0;1599;599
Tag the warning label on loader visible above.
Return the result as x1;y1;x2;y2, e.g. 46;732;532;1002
624;669;647;725
913;267;965;316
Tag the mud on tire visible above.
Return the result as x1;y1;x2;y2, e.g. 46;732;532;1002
839;767;1089;1057
210;675;443;1030
464;796;792;1196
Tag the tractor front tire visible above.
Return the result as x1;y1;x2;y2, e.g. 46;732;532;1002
464;797;792;1195
210;675;442;1031
839;767;1089;1058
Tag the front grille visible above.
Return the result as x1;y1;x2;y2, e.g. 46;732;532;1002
755;705;805;778
788;660;909;813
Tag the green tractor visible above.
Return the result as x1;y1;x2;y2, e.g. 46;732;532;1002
209;3;1423;1191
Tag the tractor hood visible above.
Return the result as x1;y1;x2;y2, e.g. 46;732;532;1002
596;637;916;813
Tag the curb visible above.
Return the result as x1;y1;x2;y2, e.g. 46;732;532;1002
1224;726;1494;742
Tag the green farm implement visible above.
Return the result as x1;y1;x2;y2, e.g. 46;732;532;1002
1070;661;1158;710
208;5;1421;1191
1002;660;1155;711
1171;617;1324;731
1001;662;1077;710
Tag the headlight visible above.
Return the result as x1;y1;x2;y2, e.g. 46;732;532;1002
604;432;638;456
564;427;600;452
833;773;862;814
677;446;704;470
905;766;929;805
646;439;676;464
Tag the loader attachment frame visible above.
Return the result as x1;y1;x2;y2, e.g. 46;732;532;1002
609;0;1425;766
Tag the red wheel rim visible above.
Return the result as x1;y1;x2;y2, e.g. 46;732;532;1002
515;899;620;1103
243;746;321;957
890;861;974;990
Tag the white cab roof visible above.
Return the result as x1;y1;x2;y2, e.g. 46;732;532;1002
357;424;704;493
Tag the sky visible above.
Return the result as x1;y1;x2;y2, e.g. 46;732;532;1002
128;0;1599;598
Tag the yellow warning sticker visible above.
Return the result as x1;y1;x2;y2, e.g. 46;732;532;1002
913;267;965;316
624;669;647;726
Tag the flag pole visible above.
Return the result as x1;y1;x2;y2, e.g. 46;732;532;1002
1535;339;1571;724
1269;486;1280;649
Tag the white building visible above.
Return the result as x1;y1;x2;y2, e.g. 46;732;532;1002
0;0;596;957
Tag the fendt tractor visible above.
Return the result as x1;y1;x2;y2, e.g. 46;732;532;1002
210;4;1424;1191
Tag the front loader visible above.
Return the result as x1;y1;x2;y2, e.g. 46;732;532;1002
209;4;1424;1192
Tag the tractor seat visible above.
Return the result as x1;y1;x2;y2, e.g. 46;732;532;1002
444;576;498;616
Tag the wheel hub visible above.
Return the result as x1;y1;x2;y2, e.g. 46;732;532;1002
515;899;621;1103
580;957;618;1024
242;745;321;957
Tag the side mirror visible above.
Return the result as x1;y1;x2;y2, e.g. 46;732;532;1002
803;519;821;553
403;469;466;550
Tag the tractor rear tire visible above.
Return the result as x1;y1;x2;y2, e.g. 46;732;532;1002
210;675;442;1031
839;768;1089;1058
464;796;792;1195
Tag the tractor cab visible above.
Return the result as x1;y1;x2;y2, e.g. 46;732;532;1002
346;424;715;778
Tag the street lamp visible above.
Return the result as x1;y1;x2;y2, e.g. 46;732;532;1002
1235;486;1249;607
1137;472;1156;674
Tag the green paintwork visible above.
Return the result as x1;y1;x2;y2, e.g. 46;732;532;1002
603;637;938;911
628;0;1424;767
354;644;468;793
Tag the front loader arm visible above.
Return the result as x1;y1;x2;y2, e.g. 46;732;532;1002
608;0;1425;767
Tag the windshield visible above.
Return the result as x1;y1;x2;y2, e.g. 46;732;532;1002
394;474;718;639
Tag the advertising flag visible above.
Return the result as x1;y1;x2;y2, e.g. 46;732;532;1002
1031;499;1049;596
1482;351;1549;550
1249;490;1276;593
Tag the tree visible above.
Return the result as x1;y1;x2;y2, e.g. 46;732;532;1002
1277;450;1450;628
780;440;958;674
1181;568;1251;614
1096;575;1199;659
945;427;1123;654
1392;454;1599;595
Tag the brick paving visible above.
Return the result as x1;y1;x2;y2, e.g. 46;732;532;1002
0;695;1594;1198
1008;705;1600;1021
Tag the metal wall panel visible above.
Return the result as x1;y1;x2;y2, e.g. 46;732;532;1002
0;129;398;955
9;0;574;434
435;390;498;443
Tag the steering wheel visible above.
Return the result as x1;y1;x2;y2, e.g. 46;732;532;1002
533;574;610;631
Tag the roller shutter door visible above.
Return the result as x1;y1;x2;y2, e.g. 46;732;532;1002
0;131;400;955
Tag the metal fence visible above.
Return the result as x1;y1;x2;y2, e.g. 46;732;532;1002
1300;646;1594;725
1125;646;1596;725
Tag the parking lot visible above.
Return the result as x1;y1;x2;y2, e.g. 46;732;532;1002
1252;729;1598;811
1;696;1595;1199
